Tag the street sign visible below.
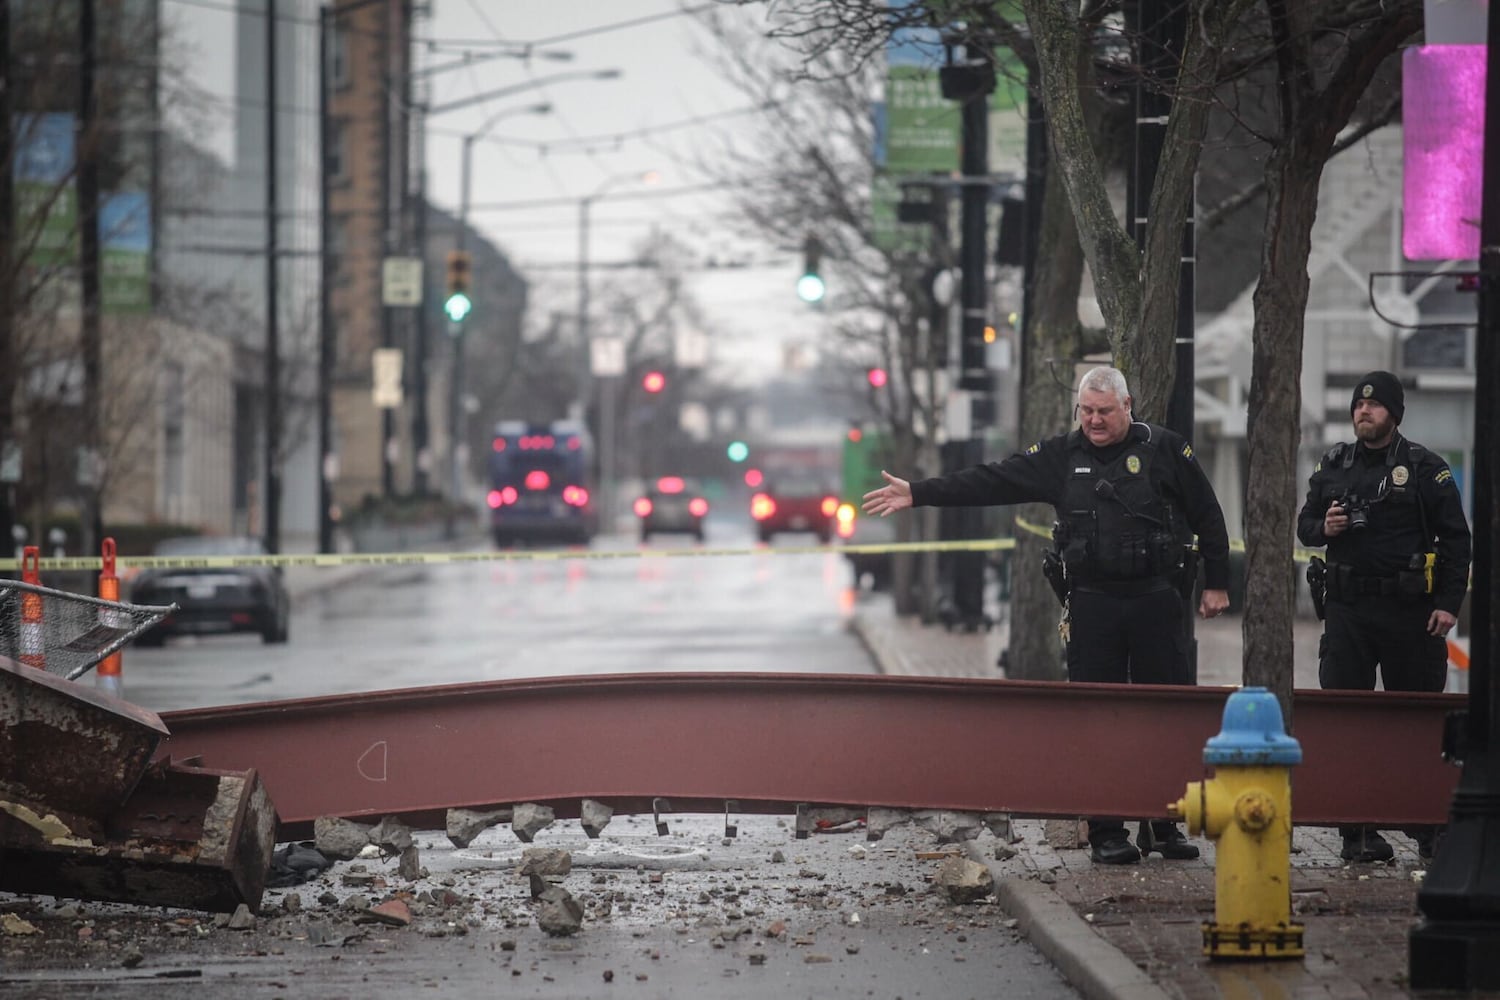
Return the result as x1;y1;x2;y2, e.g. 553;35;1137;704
372;348;404;408
382;257;424;307
674;329;708;368
590;337;626;377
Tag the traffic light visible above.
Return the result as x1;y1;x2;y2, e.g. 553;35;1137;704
796;234;825;303
642;371;666;393
444;249;473;323
726;440;749;463
867;367;888;388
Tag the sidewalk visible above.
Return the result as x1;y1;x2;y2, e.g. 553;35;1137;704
850;597;1433;1000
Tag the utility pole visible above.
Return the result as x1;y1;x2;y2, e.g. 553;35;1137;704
939;36;995;631
1408;9;1500;987
78;0;103;553
263;0;282;554
0;0;14;565
317;4;336;553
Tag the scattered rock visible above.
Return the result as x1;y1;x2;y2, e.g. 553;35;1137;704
120;948;144;968
537;886;584;937
314;816;372;860
518;848;572;877
2;914;40;936
748;951;767;966
804;953;834;964
933;856;995;904
581;799;614;839
1043;818;1089;849
993;842;1019;861
283;893;302;914
914;810;983;843
226;904;256;931
512;803;556;844
399;845;423;881
446;808;512;848
363;899;412;927
369;815;414;853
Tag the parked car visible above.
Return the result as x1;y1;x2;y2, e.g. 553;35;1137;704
130;536;290;646
634;476;709;542
750;473;839;543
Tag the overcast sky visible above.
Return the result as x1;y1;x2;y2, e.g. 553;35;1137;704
165;0;830;387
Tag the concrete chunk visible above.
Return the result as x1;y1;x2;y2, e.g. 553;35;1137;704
933;856;995;904
536;885;583;936
368;815;414;853
518;848;571;877
866;807;910;841
445;807;512;848
914;810;983;843
314;816;372;860
580;799;613;838
398;845;422;881
511;803;556;844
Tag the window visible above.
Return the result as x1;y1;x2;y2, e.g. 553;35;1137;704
327;118;350;183
331;25;352;90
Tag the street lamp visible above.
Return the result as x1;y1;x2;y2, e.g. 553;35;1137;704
578;169;659;534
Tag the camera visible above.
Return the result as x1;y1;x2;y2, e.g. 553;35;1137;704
1336;492;1371;530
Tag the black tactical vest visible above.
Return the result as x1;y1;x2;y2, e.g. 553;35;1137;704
1053;428;1184;582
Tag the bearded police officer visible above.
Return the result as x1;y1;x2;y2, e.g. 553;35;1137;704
863;366;1231;865
1297;370;1471;863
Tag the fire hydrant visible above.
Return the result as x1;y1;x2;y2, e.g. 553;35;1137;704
1167;686;1304;960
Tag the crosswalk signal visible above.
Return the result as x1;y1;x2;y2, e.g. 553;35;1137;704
444;249;473;323
796;234;825;303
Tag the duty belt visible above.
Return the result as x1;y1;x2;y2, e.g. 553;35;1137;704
1071;576;1173;597
1326;564;1402;601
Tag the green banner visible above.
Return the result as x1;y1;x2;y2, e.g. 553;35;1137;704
871;174;930;254
101;191;152;313
14;112;78;267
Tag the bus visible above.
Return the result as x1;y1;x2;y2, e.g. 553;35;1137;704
486;420;598;546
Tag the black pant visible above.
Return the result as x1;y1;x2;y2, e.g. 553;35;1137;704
1067;585;1187;685
1319;597;1447;692
1321;595;1447;844
1068;584;1188;846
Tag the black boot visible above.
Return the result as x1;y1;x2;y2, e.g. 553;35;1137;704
1090;837;1141;865
1139;821;1200;860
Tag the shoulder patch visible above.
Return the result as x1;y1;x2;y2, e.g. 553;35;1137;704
1025;442;1041;455
1435;468;1453;486
1180;443;1194;460
1314;461;1323;473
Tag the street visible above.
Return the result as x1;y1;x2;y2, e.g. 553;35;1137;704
118;519;875;713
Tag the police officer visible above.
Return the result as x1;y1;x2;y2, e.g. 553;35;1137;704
1296;370;1471;863
863;366;1231;865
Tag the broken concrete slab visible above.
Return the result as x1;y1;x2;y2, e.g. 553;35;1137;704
314;815;373;860
517;848;571;877
580;799;613;838
932;856;994;904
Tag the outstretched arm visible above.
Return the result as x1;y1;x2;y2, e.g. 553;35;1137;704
862;470;912;517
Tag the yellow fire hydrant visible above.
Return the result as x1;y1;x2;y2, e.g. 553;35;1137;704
1168;686;1304;960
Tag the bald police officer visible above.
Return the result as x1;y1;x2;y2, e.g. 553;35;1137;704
864;366;1231;865
1297;370;1471;863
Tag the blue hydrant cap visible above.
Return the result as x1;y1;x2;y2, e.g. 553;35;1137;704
1203;687;1303;766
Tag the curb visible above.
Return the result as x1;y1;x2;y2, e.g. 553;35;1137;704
995;876;1171;1000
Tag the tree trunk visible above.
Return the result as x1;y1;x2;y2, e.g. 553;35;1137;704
1243;146;1323;729
1008;155;1084;681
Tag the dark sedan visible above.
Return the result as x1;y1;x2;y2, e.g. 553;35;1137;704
634;476;709;542
130;536;290;646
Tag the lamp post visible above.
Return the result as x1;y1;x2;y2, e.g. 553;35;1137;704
446;101;552;501
578;170;658;535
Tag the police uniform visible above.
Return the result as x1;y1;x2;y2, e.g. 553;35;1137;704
1295;371;1471;863
909;420;1231;862
1296;394;1471;693
910;420;1231;684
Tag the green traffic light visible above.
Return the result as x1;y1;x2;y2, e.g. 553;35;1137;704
726;441;749;463
796;273;826;303
444;292;472;323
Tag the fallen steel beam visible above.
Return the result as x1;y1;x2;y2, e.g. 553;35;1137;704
155;674;1461;836
0;657;277;912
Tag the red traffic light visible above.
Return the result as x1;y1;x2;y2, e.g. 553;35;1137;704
642;371;666;393
867;367;888;388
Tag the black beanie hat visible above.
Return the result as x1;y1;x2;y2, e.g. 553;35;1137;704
1351;370;1404;425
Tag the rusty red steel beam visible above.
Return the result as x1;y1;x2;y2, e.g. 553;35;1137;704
155;674;1462;837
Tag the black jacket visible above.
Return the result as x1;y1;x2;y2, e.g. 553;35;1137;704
1296;431;1471;615
909;422;1232;590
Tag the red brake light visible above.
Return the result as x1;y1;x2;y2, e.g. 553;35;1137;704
567;436;582;451
689;497;709;517
820;496;839;517
486;490;504;509
750;493;775;520
562;485;589;507
501;486;518;505
525;470;550;490
656;476;685;494
493;438;507;452
744;468;763;488
634;497;653;518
